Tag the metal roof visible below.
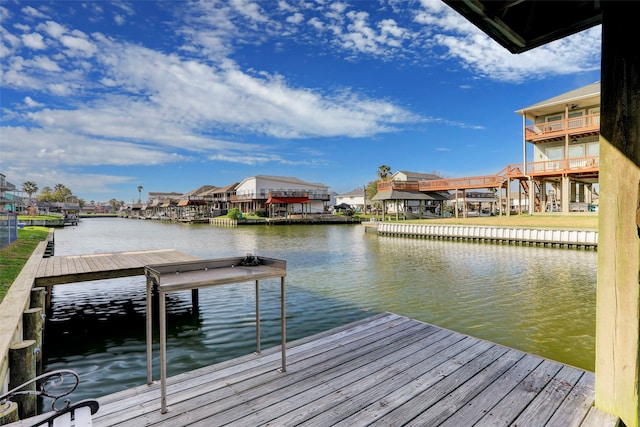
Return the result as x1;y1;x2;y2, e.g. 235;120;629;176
442;1;602;54
516;81;600;115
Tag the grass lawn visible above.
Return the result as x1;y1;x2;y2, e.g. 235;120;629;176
404;213;598;230
0;227;49;302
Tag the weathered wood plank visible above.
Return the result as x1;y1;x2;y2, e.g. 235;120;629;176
95;314;421;425
438;353;544;427
401;348;525;426
8;313;617;427
580;405;621;427
472;359;565;425
35;250;201;285
545;369;597;427
325;341;504;427
184;327;459;427
510;365;585;426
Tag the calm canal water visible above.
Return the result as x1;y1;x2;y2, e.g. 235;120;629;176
43;217;597;401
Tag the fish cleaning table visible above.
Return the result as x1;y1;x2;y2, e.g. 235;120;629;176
144;255;287;413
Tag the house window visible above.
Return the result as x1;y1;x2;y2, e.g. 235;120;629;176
545;146;564;171
545;114;564;132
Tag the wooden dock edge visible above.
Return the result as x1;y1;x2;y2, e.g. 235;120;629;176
0;231;53;399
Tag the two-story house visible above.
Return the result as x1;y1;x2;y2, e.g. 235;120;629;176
516;81;600;213
231;175;330;217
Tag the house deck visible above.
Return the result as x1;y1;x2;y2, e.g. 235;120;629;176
9;312;616;426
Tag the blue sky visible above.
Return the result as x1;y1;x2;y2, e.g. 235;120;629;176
1;0;601;203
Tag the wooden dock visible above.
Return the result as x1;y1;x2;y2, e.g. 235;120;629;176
34;249;201;286
9;312;616;426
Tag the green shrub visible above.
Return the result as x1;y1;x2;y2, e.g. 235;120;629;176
227;208;242;219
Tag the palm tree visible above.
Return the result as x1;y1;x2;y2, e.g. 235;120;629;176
377;165;391;181
22;181;38;202
137;186;143;203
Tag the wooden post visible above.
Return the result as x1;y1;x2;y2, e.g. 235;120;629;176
29;287;45;310
191;289;199;315
9;340;36;419
0;402;19;425
594;3;640;427
23;308;44;375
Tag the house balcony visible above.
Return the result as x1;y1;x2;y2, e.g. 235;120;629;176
507;156;600;178
268;191;330;201
418;175;502;192
377;181;420;192
231;194;267;202
525;113;600;143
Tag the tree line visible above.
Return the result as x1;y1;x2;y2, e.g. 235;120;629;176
21;181;125;211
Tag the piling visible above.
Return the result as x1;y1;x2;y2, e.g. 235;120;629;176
8;340;36;419
0;402;19;425
22;308;44;375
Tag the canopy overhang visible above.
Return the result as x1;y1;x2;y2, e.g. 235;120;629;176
372;190;449;201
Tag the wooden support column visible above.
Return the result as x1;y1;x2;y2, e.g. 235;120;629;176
23;308;44;375
506;179;511;216
29;287;45;310
191;289;199;315
595;3;640;427
561;175;570;213
9;340;36;419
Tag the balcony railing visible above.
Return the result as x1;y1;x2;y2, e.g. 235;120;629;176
509;156;600;176
525;113;600;142
377;181;420;192
418;175;502;192
231;193;267;202
231;190;330;202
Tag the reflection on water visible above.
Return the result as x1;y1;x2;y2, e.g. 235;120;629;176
45;218;596;402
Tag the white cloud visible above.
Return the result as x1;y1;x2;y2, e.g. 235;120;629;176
24;96;43;107
37;21;66;39
21;6;46;19
31;55;61;71
1;126;189;168
286;12;304;25
59;30;97;57
231;0;268;23
415;0;601;82
21;32;45;49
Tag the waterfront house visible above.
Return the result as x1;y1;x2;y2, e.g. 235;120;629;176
174;185;216;221
335;188;369;213
516;82;600;213
415;82;601;215
0;173;18;213
231;175;330;217
201;182;239;216
374;171;449;219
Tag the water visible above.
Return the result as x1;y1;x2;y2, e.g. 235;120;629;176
44;217;596;402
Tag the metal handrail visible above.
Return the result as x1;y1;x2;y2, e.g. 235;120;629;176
0;369;80;413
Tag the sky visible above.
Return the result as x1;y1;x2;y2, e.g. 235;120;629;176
1;0;602;204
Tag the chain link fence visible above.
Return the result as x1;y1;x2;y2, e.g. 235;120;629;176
1;212;18;249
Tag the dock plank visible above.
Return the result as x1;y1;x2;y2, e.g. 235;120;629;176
35;249;201;285
7;313;618;427
471;358;564;426
92;313;414;424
